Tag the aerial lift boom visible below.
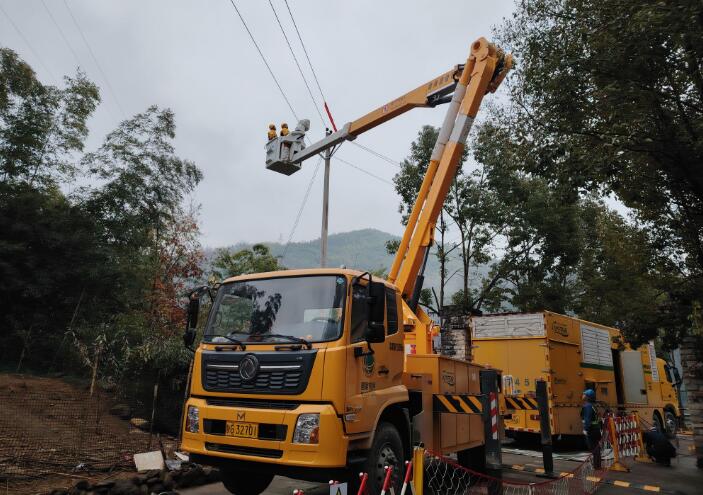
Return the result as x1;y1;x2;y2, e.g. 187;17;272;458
266;37;511;313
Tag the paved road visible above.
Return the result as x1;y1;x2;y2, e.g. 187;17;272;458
182;477;328;495
182;435;699;495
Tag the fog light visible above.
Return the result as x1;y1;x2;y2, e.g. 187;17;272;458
186;405;199;433
293;414;319;444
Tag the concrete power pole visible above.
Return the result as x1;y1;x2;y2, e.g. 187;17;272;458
320;146;331;268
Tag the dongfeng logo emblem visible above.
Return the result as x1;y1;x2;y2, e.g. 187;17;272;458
239;354;260;382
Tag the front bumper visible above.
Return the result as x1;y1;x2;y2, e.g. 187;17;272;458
180;397;349;468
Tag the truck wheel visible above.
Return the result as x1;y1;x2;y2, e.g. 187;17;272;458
664;411;677;439
220;469;274;495
653;412;665;434
364;422;404;494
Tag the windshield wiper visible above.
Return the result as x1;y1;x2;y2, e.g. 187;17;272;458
264;333;312;350
210;333;246;350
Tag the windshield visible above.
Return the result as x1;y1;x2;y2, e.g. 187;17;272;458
204;275;347;344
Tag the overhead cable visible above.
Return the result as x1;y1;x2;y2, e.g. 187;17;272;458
62;0;126;118
282;0;328;111
267;0;326;128
282;0;407;171
41;0;82;68
225;0;299;121
334;156;394;186
351;141;401;168
0;3;57;82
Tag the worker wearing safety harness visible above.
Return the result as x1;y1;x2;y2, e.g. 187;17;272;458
581;388;602;469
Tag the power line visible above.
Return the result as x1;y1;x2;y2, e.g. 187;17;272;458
350;141;401;168
334;156;394;186
41;0;82;68
282;0;406;172
0;3;57;82
62;0;126;118
225;0;299;122
282;0;328;107
282;157;323;259
267;0;326;128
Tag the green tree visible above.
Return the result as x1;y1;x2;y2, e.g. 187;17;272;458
0;47;204;388
213;244;285;280
483;0;702;462
0;48;99;187
82;105;202;244
489;0;702;335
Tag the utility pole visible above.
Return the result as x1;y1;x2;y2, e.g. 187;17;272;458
320;130;333;267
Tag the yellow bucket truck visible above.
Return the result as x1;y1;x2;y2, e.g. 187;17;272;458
179;38;512;494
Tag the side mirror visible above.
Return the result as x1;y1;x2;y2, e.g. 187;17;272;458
183;290;201;349
365;323;385;343
183;327;196;348
672;366;682;386
368;281;385;324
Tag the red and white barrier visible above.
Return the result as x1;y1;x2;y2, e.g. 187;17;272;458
380;466;393;495
489;391;498;440
400;460;413;495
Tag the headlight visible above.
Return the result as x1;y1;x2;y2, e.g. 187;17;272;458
293;413;319;444
186;405;199;433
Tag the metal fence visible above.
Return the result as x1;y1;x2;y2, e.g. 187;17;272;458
0;374;180;493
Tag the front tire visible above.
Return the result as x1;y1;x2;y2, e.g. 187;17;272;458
363;422;404;494
664;410;677;439
653;412;665;434
221;469;274;495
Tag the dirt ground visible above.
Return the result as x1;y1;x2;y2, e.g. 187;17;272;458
0;373;177;495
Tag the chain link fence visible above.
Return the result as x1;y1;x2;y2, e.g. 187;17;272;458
0;373;181;493
421;424;619;495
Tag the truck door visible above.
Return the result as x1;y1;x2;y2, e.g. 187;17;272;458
621;350;648;404
345;285;404;434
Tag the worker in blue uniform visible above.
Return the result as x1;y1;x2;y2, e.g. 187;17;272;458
581;388;602;469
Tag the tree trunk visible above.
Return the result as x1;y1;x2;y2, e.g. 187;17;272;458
680;335;703;468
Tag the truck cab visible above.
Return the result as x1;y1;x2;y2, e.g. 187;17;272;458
181;269;410;494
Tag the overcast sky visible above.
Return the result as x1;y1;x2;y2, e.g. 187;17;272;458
1;0;516;247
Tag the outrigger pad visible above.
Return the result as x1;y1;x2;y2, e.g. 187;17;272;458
264;119;310;175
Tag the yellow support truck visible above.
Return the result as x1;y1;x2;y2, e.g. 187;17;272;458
471;311;681;440
179;38;512;495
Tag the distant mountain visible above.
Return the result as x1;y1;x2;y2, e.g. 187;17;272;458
206;228;490;300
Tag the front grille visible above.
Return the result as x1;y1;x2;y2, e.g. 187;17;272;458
206;398;300;410
202;350;317;395
205;368;302;391
205;442;283;459
203;420;287;441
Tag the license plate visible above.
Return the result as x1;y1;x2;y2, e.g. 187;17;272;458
225;421;258;439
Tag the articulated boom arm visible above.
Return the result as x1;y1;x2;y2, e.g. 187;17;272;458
265;38;512;302
389;39;512;301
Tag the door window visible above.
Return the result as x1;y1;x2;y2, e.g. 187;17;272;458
386;288;398;335
350;285;368;343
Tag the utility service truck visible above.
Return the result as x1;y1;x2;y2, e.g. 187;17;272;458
471;311;682;440
179;38;512;495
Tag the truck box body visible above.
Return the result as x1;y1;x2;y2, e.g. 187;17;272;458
471;311;680;436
